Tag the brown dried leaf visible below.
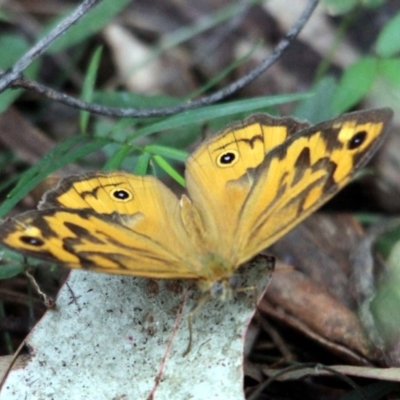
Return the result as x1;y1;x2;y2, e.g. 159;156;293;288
260;214;384;364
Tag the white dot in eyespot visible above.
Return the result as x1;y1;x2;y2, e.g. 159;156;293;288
217;149;239;167
110;188;132;202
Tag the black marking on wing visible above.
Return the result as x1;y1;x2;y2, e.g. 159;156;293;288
295;158;338;215
41;218;57;238
350;139;375;167
32;215;59;239
213;133;264;152
320;127;343;153
210;112;309;153
79;181;126;202
64;221;105;244
235;159;289;223
247;156;339;250
20;236;44;246
63;234;182;271
240;134;264;149
348;131;367;149
318;158;338;196
247;114;310;137
53;210;188;272
41;174;131;209
291;147;311;187
242;141;339;245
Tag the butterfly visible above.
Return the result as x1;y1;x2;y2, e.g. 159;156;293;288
0;108;393;299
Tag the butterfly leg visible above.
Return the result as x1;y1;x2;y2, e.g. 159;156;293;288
236;284;258;310
237;254;275;305
182;291;211;356
235;254;275;323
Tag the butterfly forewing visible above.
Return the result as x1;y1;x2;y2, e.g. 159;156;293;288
235;108;393;263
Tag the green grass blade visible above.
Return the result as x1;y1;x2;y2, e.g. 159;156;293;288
0;137;108;217
103;145;132;171
128;93;312;142
135;152;151;175
153;155;185;187
144;145;188;162
80;46;103;133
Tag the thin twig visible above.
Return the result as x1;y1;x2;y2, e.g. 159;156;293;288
147;287;188;400
7;0;319;118
25;269;56;309
0;0;102;92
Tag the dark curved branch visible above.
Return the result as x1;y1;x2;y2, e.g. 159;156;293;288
5;0;319;118
0;0;103;92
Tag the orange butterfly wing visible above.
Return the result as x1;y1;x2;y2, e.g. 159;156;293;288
185;109;393;267
0;173;204;278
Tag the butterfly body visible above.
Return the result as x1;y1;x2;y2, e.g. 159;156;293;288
0;109;393;298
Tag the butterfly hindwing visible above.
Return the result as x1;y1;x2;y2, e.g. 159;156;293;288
0;208;202;278
0;174;206;278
